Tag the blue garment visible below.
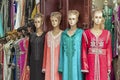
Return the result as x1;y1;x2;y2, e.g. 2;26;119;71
0;13;4;37
58;28;83;80
12;52;17;80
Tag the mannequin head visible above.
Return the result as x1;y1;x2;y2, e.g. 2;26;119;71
34;13;44;30
93;9;105;29
104;0;108;6
68;10;79;27
17;27;23;38
50;12;62;28
5;32;12;41
113;0;118;4
12;30;18;40
27;22;34;33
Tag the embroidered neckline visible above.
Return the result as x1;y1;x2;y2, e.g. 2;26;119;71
50;30;62;39
89;29;104;38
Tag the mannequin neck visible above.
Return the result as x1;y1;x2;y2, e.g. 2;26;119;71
36;28;43;33
104;5;109;10
70;24;77;31
53;26;60;31
93;24;101;30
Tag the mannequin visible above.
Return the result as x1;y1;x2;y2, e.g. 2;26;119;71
58;10;83;80
81;10;112;80
3;32;14;80
42;12;62;80
27;13;46;80
112;0;120;80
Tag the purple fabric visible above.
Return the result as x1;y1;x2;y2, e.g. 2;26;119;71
18;39;26;76
14;1;17;13
112;6;120;22
118;6;120;21
113;6;120;57
11;1;14;30
19;39;26;52
18;53;26;76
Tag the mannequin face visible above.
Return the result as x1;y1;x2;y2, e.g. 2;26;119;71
17;32;22;37
6;35;10;41
12;34;17;40
113;0;117;4
51;17;60;28
68;14;78;26
27;27;32;33
34;17;43;29
104;0;108;6
93;11;103;25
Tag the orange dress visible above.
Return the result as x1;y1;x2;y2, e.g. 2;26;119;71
42;31;62;80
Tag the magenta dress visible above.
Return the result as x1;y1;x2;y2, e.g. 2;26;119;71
18;38;26;76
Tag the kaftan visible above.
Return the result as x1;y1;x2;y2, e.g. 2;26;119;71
42;31;62;80
3;40;14;80
81;29;112;80
27;32;46;80
58;28;83;80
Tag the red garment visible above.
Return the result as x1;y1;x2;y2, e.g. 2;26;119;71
0;44;2;64
81;29;112;80
0;44;3;80
20;38;29;80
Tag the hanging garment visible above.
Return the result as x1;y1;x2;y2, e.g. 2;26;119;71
20;0;25;26
14;0;22;29
3;40;14;80
0;43;3;80
14;38;22;80
20;37;29;80
0;14;4;37
31;5;37;19
103;6;114;51
18;38;26;77
10;0;14;30
112;6;120;80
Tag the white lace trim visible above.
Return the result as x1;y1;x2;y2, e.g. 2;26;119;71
47;31;62;47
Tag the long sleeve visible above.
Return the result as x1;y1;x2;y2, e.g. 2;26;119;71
81;32;89;72
58;33;64;73
106;31;112;71
42;34;47;72
27;36;31;66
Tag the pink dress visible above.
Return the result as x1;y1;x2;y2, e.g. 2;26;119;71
18;38;26;76
42;31;62;80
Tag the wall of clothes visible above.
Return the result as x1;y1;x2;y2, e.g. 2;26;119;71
0;0;120;80
0;0;40;38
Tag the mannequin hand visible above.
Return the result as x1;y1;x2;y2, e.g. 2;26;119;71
11;63;15;66
108;70;111;74
27;66;30;70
